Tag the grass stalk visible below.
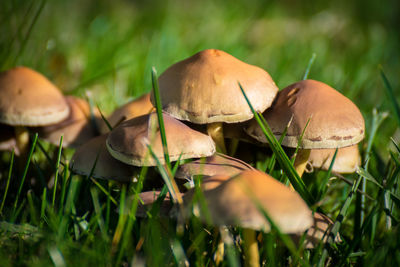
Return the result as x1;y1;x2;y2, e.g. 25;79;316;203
52;136;63;207
0;149;15;215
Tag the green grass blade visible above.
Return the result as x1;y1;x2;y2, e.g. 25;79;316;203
151;67;171;167
90;187;107;240
303;53;316;80
52;136;63;207
97;104;113;131
13;133;38;215
27;190;38;225
239;82;314;205
0;149;14;215
380;66;400;126
40;187;47;228
317;148;338;200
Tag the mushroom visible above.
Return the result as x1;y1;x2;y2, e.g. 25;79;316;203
182;170;313;267
153;49;278;153
70;134;138;182
245;80;365;177
34;96;100;148
0;66;70;155
106;112;216;166
0;124;19;155
305;145;361;174
99;92;154;133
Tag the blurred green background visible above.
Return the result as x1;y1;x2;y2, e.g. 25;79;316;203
1;0;399;148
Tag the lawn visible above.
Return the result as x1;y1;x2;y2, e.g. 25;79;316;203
0;0;399;266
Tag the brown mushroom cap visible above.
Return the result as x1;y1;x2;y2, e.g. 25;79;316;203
0;66;69;126
70;134;138;182
106;112;216;166
175;153;254;181
135;191;176;218
307;145;361;173
154;49;278;124
99;93;153;133
245;80;365;149
35;96;100;148
0;124;19;155
183;170;313;233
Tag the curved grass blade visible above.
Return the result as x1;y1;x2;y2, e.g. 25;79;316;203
303;53;317;80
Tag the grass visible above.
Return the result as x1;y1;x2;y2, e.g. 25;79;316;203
0;0;400;266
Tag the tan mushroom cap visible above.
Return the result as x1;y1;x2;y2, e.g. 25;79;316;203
0;124;19;155
70;134;138;182
135;191;177;218
36;96;100;148
184;170;313;233
175;153;254;181
245;80;365;149
106;112;216;166
307;145;361;174
0;66;70;126
99;93;153;133
154;49;278;124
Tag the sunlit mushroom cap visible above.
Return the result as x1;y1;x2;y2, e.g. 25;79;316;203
245;80;365;149
176;153;254;181
154;49;278;124
184;170;313;233
99;93;153;133
0;66;69;126
70;134;138;182
0;124;19;155
306;145;361;173
36;96;100;148
106;112;216;166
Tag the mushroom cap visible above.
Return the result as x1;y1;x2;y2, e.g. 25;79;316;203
245;80;365;149
184;170;313;233
70;134;138;182
135;191;176;218
307;145;361;173
106;112;216;166
35;96;100;148
154;49;278;124
0;66;70;126
0;124;19;155
99;93;153;133
176;153;254;181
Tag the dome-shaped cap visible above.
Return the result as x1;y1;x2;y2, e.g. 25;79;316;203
36;96;100;148
307;145;361;173
0;66;69;126
246;80;365;149
106;112;216;166
184;170;313;233
99;93;153;133
70;134;138;182
176;153;254;181
154;49;278;124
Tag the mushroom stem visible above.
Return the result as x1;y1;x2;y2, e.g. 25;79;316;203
213;228;225;266
207;122;227;154
294;149;311;178
243;228;260;267
228;139;239;156
15;126;29;157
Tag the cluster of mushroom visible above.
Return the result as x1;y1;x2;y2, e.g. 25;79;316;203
0;49;364;266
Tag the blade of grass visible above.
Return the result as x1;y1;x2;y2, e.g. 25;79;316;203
0;149;14;215
90;187;108;240
317;148;338;200
27;190;38;225
380;66;400;126
13;133;38;216
151;66;170;167
97;104;113;131
239;82;314;205
52;136;63;206
40;187;47;228
303;53;317;80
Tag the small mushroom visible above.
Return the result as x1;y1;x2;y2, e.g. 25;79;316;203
70;134;138;182
154;49;278;153
106;112;216;166
34;96;100;148
246;80;365;177
0;66;70;155
99;93;153;133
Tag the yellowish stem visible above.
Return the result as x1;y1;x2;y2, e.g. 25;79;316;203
15;126;29;157
207;122;227;154
229;138;239;156
294;149;311;178
243;228;260;267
